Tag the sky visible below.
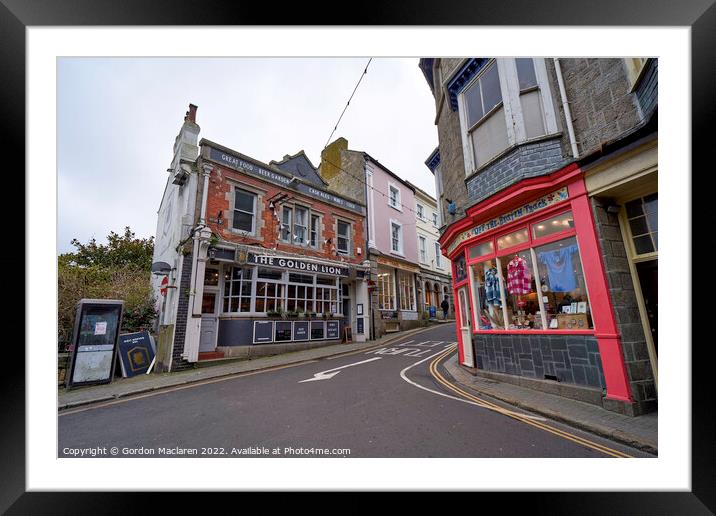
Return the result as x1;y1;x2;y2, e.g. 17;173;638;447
57;57;439;254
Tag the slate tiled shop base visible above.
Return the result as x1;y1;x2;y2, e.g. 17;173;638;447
474;334;606;389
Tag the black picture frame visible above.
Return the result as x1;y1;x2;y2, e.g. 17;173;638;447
3;0;710;510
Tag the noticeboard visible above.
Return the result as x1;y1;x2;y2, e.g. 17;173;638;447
253;321;274;344
326;320;340;340
310;321;325;340
274;321;293;342
66;299;124;388
293;321;309;341
117;331;156;378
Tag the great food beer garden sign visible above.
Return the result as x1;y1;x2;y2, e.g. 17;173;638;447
207;146;364;215
446;187;569;255
247;253;350;277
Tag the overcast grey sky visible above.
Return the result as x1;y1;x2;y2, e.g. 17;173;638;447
57;57;439;254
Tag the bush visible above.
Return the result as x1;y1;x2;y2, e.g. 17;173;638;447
58;262;157;351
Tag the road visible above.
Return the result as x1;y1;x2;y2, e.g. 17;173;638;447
58;324;653;458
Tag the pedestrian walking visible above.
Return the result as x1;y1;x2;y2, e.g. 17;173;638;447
441;296;450;320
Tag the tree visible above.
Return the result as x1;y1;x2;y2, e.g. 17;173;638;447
58;227;157;350
59;226;154;270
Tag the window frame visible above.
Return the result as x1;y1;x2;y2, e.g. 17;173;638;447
418;235;427;263
336;219;352;256
389;219;404;256
456;58;559;177
388;182;402;211
376;268;396;311
435;242;442;268
280;203;322;249
231;186;258;235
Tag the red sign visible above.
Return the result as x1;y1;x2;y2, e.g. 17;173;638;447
160;276;169;297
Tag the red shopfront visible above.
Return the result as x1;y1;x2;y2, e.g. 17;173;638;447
442;164;632;405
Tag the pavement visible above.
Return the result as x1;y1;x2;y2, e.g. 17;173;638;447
57;325;438;411
442;353;658;454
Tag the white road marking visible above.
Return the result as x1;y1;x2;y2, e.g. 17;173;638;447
298;356;383;383
399;346;546;421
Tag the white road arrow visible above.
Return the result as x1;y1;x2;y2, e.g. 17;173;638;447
298;357;382;383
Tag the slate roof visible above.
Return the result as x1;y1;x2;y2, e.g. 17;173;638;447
270;151;327;187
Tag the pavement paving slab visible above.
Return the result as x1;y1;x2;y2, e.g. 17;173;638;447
442;354;658;455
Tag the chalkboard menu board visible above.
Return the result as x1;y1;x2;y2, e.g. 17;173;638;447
326;320;340;339
275;321;292;342
253;321;274;344
356;317;364;335
293;321;309;341
310;321;325;340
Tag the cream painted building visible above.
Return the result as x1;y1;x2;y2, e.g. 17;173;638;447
410;183;453;318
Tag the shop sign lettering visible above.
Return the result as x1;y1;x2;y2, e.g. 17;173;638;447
208;146;364;214
446;187;569;255
248;253;349;277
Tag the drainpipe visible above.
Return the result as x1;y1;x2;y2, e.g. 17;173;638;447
553;58;579;159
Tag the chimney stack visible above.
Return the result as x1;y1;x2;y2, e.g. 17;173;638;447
185;103;198;123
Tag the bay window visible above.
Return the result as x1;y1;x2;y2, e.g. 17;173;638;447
456;58;558;176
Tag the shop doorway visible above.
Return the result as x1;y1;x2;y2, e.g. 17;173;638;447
457;286;475;367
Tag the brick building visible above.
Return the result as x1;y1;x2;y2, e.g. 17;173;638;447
152;105;370;371
419;58;657;416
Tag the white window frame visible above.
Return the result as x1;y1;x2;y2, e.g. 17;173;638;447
435;242;443;268
432;211;438;227
376;268;396;311
336;219;351;256
389;219;404;256
457;58;559;177
418;235;427;263
280;203;319;248
231;186;258;235
310;213;321;248
399;271;417;312
416;203;424;220
388;182;402;211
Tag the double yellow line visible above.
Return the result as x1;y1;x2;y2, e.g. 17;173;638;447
429;345;633;459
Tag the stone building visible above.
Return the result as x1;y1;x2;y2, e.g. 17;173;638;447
419;57;657;416
319;138;422;338
152;106;369;372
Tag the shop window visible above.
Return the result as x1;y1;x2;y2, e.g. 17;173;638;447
399;272;416;311
499;251;541;330
204;268;219;286
471;259;505;330
532;211;574;240
535;236;593;329
337;220;351;255
625;194;658;256
497;228;529;251
255;268;284;313
377;269;395;310
469;240;494;260
223;267;253;313
233;188;256;233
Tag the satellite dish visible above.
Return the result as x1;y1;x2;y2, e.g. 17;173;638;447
151;261;173;275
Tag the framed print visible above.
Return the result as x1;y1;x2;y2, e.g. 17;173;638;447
7;0;712;510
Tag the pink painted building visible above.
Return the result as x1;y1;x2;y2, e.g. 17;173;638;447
319;138;422;337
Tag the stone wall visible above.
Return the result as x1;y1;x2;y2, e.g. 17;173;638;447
560;58;642;156
466;136;566;205
474;333;606;390
591;196;657;415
